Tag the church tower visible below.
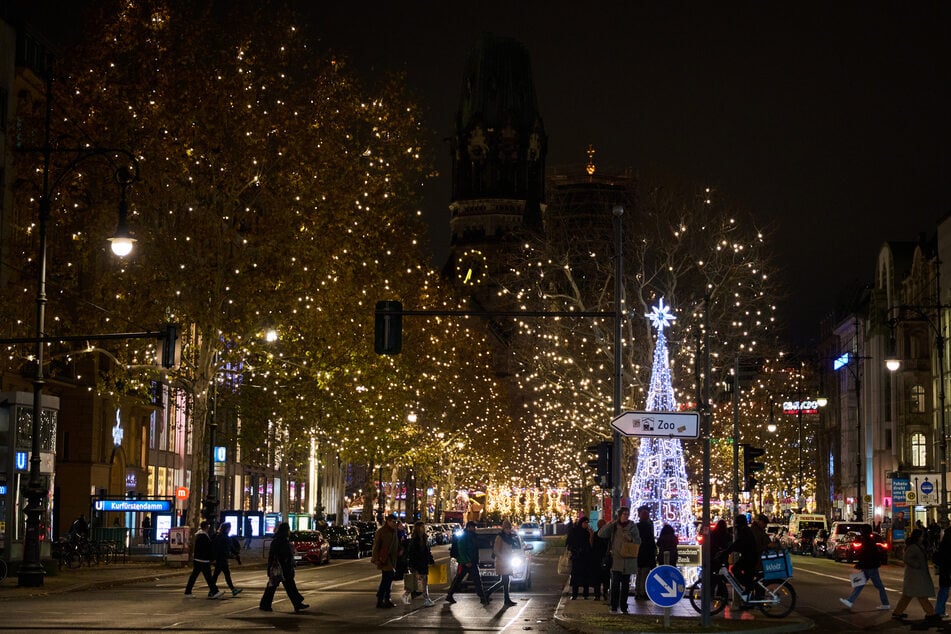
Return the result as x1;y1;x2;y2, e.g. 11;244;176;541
448;34;547;288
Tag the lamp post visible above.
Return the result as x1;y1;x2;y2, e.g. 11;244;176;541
886;305;948;522
17;69;139;588
202;354;220;528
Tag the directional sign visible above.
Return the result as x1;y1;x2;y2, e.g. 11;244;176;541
611;411;700;438
645;565;686;607
921;481;934;495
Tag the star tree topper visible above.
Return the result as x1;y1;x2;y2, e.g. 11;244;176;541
645;298;676;331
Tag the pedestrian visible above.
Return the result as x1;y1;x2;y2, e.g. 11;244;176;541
709;519;730;563
596;506;641;614
634;505;657;600
406;520;436;607
69;514;89;541
591;519;611;601
211;522;242;597
142;515;152;545
243;515;254;550
838;528;890;611
891;528;938;621
722;514;758;599
446;520;488;605
934;526;951;617
259;522;308;612
565;516;593;599
657;524;679;567
371;513;402;608
485;519;520;606
184;520;225;599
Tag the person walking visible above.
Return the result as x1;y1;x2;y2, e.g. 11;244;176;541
934;526;951;617
142;515;152;545
243;515;254;550
591;519;611;601
634;505;657;600
406;520;436;607
259;522;308;612
446;520;488;605
657;524;679;567
597;507;641;614
211;522;242;597
371;514;402;608
184;521;224;599
565;516;593;599
838;528;890;611
891;528;938;621
485;519;520;606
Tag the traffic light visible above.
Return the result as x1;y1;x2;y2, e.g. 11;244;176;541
586;441;613;489
742;444;766;491
160;323;180;369
374;300;403;354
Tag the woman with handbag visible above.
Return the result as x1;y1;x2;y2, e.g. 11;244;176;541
259;522;308;613
406;521;436;607
596;507;641;614
837;528;890;611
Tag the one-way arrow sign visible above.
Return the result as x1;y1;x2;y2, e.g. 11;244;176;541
611;410;700;439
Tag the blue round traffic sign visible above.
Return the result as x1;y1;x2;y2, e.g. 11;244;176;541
921;481;935;495
645;565;686;607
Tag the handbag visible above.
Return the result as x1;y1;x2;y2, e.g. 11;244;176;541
267;561;283;587
849;570;867;588
557;550;571;575
403;571;418;592
620;542;640;558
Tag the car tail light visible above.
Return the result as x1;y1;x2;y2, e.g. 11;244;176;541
852;541;862;549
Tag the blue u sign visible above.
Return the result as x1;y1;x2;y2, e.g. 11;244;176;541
645;565;686;607
15;451;28;470
214;446;227;462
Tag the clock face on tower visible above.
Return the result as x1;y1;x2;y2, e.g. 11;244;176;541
456;249;487;285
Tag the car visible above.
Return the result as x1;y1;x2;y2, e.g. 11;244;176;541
289;530;330;565
426;523;448;545
324;525;362;558
832;530;889;564
765;523;786;543
449;527;533;591
825;522;874;559
351;521;377;556
518;522;543;541
784;528;819;555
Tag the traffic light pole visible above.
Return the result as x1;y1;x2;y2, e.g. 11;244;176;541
611;206;623;516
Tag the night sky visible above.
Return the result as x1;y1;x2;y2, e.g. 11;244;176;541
16;1;951;344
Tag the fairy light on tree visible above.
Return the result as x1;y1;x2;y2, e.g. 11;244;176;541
628;299;698;543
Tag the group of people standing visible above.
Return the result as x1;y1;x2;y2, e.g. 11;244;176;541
565;506;679;614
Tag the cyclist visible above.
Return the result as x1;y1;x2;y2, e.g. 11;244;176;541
722;514;758;599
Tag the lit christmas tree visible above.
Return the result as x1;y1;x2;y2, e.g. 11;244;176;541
628;298;698;544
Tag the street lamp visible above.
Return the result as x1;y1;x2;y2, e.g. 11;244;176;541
17;69;139;587
886;306;948;522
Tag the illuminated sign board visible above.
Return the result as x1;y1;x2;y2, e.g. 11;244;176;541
782;400;819;415
93;499;173;512
833;352;851;371
214;446;227;462
15;451;28;471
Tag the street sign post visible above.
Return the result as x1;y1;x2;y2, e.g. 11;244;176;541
646;564;686;626
611;411;700;438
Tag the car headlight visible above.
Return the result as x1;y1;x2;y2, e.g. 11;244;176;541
509;555;524;568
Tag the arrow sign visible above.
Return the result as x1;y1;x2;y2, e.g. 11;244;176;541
645;565;686;607
611;410;700;438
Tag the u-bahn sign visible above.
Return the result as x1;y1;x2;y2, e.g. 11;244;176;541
611;411;700;439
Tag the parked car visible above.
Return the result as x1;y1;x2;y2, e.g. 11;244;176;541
289;530;330;565
324;525;362;558
832;530;889;564
518;522;543;541
449;527;533;591
824;522;874;559
351;521;377;556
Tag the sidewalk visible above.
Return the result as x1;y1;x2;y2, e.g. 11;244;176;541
553;585;815;634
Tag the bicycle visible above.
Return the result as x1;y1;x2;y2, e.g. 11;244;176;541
687;561;797;618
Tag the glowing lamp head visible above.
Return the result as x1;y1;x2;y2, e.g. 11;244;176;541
109;235;135;257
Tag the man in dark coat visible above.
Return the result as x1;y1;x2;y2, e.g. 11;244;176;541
184;521;224;598
211;522;242;596
633;505;657;600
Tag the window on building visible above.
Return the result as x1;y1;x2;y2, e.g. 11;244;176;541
911;385;926;413
911;432;927;467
